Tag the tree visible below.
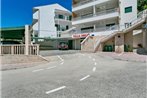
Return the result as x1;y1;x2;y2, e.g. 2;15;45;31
138;0;147;11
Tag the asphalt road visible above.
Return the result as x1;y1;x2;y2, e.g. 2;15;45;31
2;53;147;98
40;50;81;56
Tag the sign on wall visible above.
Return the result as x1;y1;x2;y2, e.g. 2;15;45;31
72;33;89;39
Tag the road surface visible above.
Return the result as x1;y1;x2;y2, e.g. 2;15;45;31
2;52;147;98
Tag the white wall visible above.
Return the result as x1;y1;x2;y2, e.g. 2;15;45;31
119;0;137;30
33;4;72;38
133;33;143;48
40;7;56;38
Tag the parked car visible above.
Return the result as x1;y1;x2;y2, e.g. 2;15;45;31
0;41;21;45
58;42;69;50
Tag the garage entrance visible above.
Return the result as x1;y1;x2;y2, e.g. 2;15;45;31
68;40;73;49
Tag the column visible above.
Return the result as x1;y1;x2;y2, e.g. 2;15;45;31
75;39;77;50
25;25;30;55
124;31;133;52
115;33;124;53
143;29;147;51
93;5;96;16
94;25;96;32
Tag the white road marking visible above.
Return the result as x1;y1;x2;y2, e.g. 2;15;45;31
32;69;44;72
46;66;56;70
60;62;64;65
93;67;96;72
57;55;64;61
94;62;97;65
46;86;66;94
93;58;96;61
80;75;90;81
82;54;85;56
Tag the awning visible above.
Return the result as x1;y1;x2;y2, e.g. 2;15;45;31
0;26;25;40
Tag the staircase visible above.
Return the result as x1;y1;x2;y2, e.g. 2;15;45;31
95;9;147;52
81;35;94;52
81;35;106;52
61;27;77;38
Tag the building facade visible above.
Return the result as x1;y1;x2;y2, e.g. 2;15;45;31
72;0;137;36
32;4;72;39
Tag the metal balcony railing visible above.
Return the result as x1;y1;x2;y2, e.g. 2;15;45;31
73;8;118;21
81;25;119;33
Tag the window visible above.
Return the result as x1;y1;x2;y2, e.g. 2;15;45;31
106;23;116;30
55;24;60;31
125;6;132;13
81;27;94;33
59;15;64;19
68;16;72;21
66;25;69;30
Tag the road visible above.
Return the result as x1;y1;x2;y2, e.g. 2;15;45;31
2;52;147;98
40;50;81;56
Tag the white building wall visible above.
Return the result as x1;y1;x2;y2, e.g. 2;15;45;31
39;7;56;38
72;0;137;37
119;0;137;30
33;4;72;38
33;7;56;38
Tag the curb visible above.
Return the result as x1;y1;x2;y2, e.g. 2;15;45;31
39;55;50;62
97;54;146;63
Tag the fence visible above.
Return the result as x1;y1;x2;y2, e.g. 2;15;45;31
0;44;39;55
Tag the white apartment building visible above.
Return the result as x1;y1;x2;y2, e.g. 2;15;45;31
32;4;72;39
72;0;137;36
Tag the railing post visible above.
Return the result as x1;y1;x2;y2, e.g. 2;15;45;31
11;45;14;55
0;45;1;55
37;45;39;55
25;25;29;55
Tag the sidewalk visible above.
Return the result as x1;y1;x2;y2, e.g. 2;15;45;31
97;52;147;63
1;55;49;71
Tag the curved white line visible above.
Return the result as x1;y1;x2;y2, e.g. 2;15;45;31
46;66;56;70
60;62;64;65
93;67;96;72
57;55;64;62
32;69;44;72
94;62;97;65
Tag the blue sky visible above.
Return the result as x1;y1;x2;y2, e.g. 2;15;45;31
1;0;72;28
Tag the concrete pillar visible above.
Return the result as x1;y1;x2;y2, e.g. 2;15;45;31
75;39;77;50
115;33;124;53
124;31;133;52
143;29;147;51
25;25;30;55
93;5;96;15
94;25;96;31
0;45;1;55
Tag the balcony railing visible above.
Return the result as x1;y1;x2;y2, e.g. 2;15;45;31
81;25;119;33
73;0;94;7
0;44;39;55
73;8;118;21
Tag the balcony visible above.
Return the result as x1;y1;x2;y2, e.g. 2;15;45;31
72;8;119;25
54;15;72;22
72;0;109;11
73;0;93;7
80;25;119;34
